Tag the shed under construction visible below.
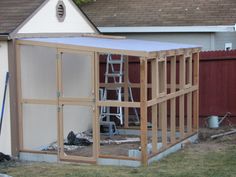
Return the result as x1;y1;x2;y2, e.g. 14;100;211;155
16;35;200;166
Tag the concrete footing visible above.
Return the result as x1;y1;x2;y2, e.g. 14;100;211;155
19;133;198;167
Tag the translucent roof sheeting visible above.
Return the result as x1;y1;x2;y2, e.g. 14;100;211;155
20;37;201;56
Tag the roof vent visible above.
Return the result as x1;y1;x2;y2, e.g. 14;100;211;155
56;1;66;22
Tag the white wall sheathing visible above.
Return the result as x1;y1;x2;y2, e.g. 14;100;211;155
62;52;93;98
20;45;57;99
0;42;11;155
63;105;93;138
23;104;57;150
20;45;94;150
18;0;96;34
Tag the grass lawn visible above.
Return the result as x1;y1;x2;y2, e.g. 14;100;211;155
1;128;236;177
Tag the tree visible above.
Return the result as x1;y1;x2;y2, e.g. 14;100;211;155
73;0;92;5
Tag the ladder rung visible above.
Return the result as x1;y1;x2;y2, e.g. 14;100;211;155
105;87;122;91
105;73;123;77
102;99;122;102
108;60;124;64
101;113;122;117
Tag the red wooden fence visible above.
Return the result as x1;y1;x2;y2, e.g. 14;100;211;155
199;50;236;126
100;50;236;127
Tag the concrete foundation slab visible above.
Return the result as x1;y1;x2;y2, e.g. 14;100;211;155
97;158;141;167
148;133;198;165
19;152;57;163
19;133;198;167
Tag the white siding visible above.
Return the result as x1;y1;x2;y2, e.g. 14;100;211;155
18;0;96;34
0;41;11;155
214;32;236;50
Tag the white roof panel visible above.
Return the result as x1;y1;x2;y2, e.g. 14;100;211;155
21;37;200;53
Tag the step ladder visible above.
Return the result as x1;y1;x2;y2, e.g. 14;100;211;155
100;54;139;125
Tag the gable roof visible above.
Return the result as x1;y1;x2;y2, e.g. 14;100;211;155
0;0;46;34
0;0;99;36
80;0;236;27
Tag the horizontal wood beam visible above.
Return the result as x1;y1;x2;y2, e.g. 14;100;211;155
100;82;181;89
21;99;57;105
147;85;198;107
97;101;140;108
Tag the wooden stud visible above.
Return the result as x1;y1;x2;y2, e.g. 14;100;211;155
90;52;97;159
189;55;193;85
124;56;129;128
170;56;176;144
158;60;167;96
59;104;64;158
16;44;23;150
56;49;64;159
151;58;158;154
94;52;100;160
187;93;192;134
158;59;166;129
187;55;193;134
179;55;185;138
140;58;148;165
160;101;167;147
179;55;186;88
193;52;199;131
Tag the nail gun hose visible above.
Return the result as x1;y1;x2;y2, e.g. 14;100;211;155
0;72;9;135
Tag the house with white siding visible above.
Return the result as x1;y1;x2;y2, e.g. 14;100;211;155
0;0;98;156
81;0;236;51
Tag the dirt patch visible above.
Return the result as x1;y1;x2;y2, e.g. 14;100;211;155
185;126;236;154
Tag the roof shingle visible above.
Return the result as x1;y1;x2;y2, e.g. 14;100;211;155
80;0;236;27
0;0;46;34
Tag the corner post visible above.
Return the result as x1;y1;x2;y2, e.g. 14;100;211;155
140;57;148;165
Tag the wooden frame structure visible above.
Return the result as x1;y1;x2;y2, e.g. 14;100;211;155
15;36;200;166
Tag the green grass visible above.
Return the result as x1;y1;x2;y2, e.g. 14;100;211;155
1;133;236;177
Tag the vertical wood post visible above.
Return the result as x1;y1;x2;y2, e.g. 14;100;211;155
140;58;148;165
160;101;167;147
170;56;176;144
179;55;185;138
193;52;199;131
187;56;193;134
56;49;62;159
94;52;100;160
124;56;129;128
151;58;158;154
16;44;23;150
187;93;192;134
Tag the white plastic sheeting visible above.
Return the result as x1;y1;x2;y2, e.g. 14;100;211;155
22;37;200;53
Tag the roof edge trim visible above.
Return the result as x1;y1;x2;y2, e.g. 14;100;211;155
0;34;10;40
9;0;50;39
98;25;236;33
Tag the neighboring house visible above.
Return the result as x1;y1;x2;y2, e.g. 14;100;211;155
0;0;98;156
81;0;236;51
